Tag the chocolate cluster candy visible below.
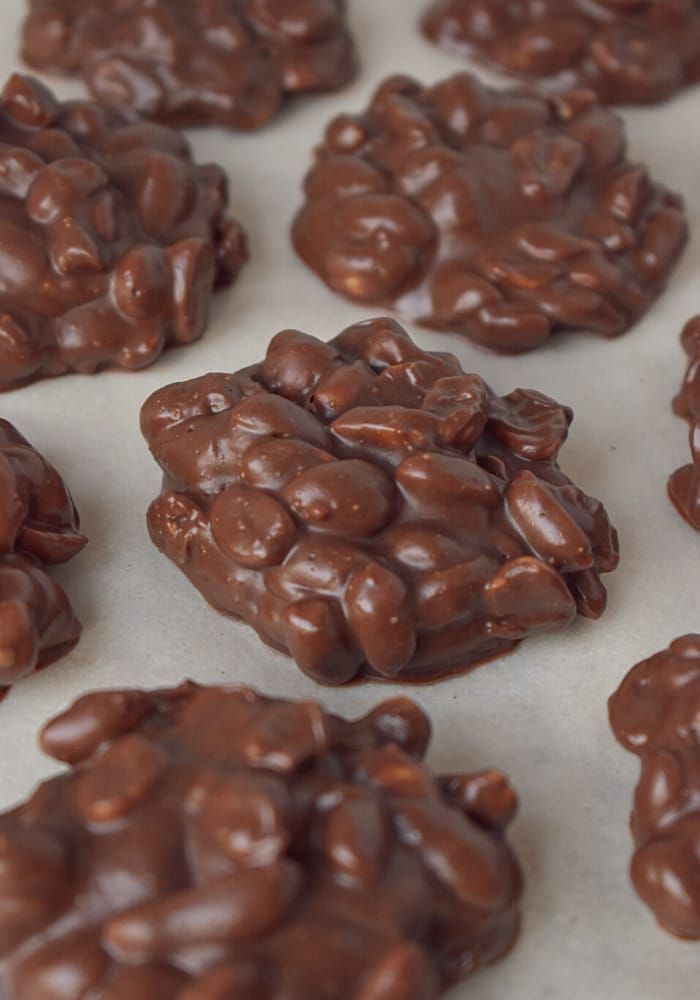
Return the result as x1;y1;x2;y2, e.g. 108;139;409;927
21;0;356;130
422;0;700;106
0;420;86;694
0;74;247;390
0;682;523;996
292;74;686;353
609;635;700;938
669;317;700;531
142;318;619;685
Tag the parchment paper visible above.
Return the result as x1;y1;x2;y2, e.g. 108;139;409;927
0;2;698;997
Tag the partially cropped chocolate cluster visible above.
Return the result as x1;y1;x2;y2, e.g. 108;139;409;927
669;317;700;531
0;73;247;390
0;682;522;997
142;318;619;685
292;74;686;353
0;420;86;694
609;635;700;938
422;0;700;106
22;0;357;130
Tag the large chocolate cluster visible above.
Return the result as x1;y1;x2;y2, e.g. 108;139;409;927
0;419;86;694
0;74;247;390
292;74;686;353
422;0;700;106
0;682;522;996
669;317;700;531
22;0;357;130
609;635;700;938
142;318;619;685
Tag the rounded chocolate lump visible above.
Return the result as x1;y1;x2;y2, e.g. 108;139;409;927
669;317;700;531
0;74;247;389
0;419;86;692
22;0;357;130
422;0;700;106
292;74;686;353
0;682;522;997
609;635;700;938
142;318;619;685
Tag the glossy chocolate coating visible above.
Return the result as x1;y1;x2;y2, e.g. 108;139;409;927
669;317;700;531
142;318;619;685
0;74;247;390
422;0;700;106
0;682;522;996
22;0;357;130
609;635;700;938
0;419;86;692
292;74;686;353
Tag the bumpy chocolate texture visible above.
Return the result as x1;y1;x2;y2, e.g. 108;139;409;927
0;74;247;390
292;74;687;354
669;317;700;531
609;635;700;938
0;419;86;693
142;318;619;685
21;0;356;130
0;682;523;996
422;0;700;106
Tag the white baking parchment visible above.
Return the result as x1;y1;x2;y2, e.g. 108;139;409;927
0;2;698;997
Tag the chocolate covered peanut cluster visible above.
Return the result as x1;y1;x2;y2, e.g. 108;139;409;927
0;74;247;389
669;317;700;531
609;636;700;938
22;0;357;130
0;419;86;694
142;318;619;685
0;682;523;997
292;74;686;353
422;0;700;106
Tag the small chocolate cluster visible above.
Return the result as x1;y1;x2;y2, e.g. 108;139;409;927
292;73;686;353
0;419;86;694
609;635;700;938
669;317;700;531
142;318;619;685
0;74;247;390
0;682;522;996
22;0;357;130
422;0;700;106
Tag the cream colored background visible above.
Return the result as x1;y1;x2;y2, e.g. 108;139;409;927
0;2;698;997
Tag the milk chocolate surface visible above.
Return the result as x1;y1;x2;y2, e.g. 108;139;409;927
422;0;700;106
0;74;247;390
0;682;522;997
669;317;700;531
142;318;619;685
0;419;86;693
22;0;356;130
292;74;686;353
609;635;700;938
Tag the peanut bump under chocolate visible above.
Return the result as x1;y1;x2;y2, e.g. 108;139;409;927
609;635;700;939
0;419;86;693
422;0;700;107
669;317;700;531
0;682;522;997
0;73;247;390
292;72;687;353
21;0;357;130
142;318;619;686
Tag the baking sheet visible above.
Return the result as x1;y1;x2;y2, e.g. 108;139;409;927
0;2;698;997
